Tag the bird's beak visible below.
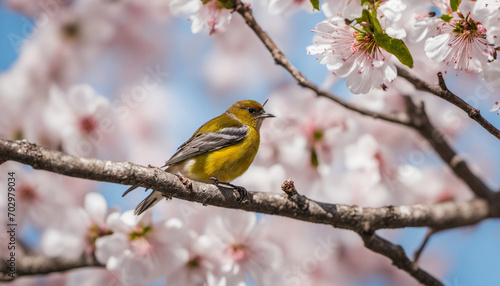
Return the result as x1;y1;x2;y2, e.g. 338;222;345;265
258;111;275;119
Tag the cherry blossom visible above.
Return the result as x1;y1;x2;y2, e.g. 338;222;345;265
400;166;472;203
165;231;224;286
490;101;500;114
238;164;288;196
169;0;202;16
482;59;500;83
95;211;189;284
475;0;500;51
202;13;285;93
43;84;124;159
377;0;408;39
343;134;399;205
255;85;349;182
119;87;174;165
307;18;397;94
321;0;362;19
171;0;232;35
2;0;500;284
12;0;116;88
267;0;314;16
192;1;232;35
424;8;495;72
205;210;283;285
4;165;76;227
41;192;113;259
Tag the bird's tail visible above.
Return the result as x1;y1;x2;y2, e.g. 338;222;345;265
122;185;140;197
134;191;164;215
122;186;164;215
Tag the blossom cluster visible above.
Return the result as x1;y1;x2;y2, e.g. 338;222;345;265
0;0;497;285
306;0;500;96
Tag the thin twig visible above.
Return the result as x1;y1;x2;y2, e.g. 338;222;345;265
0;254;102;281
229;2;498;284
361;233;443;286
232;0;493;201
403;96;493;200
413;228;438;264
397;67;500;141
232;0;411;127
2;140;494;286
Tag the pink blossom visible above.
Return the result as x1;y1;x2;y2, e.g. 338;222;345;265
3;165;76;227
205;210;283;285
424;12;494;73
192;1;232;35
171;0;232;35
165;231;224;286
307;19;397;94
41;192;114;259
490;101;500;114
267;0;314;16
343;134;398;205
321;0;362;19
95;211;189;284
43;84;124;159
202;14;284;93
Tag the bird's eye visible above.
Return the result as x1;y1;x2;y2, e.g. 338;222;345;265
248;107;255;114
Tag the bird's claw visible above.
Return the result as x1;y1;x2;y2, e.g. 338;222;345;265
209;177;247;204
234;185;248;204
176;173;193;190
209;177;220;186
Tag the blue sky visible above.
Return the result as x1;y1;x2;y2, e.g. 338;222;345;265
1;1;499;285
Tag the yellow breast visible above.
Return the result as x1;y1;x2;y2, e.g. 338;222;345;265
184;127;260;183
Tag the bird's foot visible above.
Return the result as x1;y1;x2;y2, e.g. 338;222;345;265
209;177;220;186
209;177;248;204
233;185;248;204
176;173;193;190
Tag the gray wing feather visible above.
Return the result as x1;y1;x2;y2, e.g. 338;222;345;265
164;126;248;166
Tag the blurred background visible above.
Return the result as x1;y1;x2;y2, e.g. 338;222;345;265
1;0;500;285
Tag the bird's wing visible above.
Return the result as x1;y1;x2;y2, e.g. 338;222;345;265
164;125;248;166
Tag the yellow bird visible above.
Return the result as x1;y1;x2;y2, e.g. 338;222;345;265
123;100;275;215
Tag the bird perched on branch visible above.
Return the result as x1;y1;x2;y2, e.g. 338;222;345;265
123;100;275;215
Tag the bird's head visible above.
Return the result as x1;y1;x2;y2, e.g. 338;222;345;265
227;100;275;131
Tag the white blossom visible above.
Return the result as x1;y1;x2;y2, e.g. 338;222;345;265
423;3;495;73
95;211;189;284
307;19;397;94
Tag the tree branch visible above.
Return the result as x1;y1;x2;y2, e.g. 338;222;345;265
1;1;495;285
403;96;494;200
361;233;443;286
4;139;492;285
232;0;493;201
232;0;411;127
228;2;498;284
413;228;438;264
0;139;495;233
397;67;500;141
0;254;102;281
